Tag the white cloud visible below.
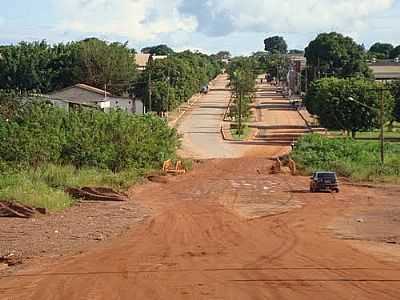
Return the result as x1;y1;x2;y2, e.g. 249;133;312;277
55;0;197;42
184;0;395;36
48;0;399;53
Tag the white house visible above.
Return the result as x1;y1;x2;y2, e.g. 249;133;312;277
49;84;144;114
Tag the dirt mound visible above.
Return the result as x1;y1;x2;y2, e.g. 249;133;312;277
147;175;169;184
0;201;46;218
65;187;128;202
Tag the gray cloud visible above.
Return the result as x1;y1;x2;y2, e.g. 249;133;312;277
178;1;234;36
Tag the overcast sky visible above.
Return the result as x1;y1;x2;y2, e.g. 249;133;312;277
1;0;400;55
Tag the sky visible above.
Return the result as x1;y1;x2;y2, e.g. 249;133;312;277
1;0;400;55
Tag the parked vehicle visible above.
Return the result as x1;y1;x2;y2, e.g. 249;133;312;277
200;85;209;94
310;172;339;193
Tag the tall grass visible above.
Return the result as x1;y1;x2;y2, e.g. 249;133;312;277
0;164;148;211
292;134;400;183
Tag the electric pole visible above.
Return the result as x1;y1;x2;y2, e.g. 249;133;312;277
238;89;243;137
166;67;170;116
148;72;152;112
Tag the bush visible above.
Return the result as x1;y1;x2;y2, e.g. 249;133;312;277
0;100;180;171
292;134;400;182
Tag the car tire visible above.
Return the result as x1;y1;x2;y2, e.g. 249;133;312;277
335;188;340;193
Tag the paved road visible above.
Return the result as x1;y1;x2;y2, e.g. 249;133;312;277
177;74;241;158
177;75;310;159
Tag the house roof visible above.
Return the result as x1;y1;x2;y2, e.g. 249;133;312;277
152;55;168;61
369;64;400;80
135;53;151;68
74;84;111;97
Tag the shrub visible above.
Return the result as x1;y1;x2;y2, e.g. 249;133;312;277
0;100;180;172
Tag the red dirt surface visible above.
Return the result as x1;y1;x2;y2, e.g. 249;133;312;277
1;158;399;299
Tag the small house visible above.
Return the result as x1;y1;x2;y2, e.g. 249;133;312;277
135;53;151;71
49;84;144;114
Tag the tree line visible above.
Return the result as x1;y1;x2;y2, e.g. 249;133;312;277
0;39;136;95
0;39;223;113
133;51;222;113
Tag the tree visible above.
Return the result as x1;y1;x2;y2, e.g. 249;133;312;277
141;44;174;56
215;51;231;60
0;41;85;93
305;32;371;80
227;57;257;135
264;36;288;54
289;49;304;55
252;52;289;78
391;81;400;126
136;51;222;113
78;39;136;95
390;45;400;59
305;77;394;137
369;42;394;59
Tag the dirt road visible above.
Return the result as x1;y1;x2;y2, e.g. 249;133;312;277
1;158;400;300
1;77;400;299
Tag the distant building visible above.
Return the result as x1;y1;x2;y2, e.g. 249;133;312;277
152;55;168;61
369;60;400;81
288;54;307;73
134;53;168;71
287;54;307;96
49;84;144;114
135;53;152;71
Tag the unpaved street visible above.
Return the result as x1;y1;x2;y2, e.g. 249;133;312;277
1;77;400;300
1;158;400;299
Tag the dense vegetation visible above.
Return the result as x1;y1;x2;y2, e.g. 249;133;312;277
305;77;394;137
0;39;137;95
292;135;400;182
391;81;400;125
0;95;179;210
368;42;400;59
141;44;174;56
368;42;394;59
135;51;222;113
0;95;179;171
252;51;289;80
264;36;288;54
305;32;371;80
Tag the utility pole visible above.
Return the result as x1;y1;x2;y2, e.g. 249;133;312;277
166;67;170;116
238;89;243;137
148;72;152;112
305;67;308;94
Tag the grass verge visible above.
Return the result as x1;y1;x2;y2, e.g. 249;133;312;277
292;134;400;183
230;126;252;141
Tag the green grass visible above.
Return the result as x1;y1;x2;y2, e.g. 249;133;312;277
230;126;252;141
330;130;400;139
329;123;400;139
0;164;149;211
0;172;74;211
292;134;400;183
